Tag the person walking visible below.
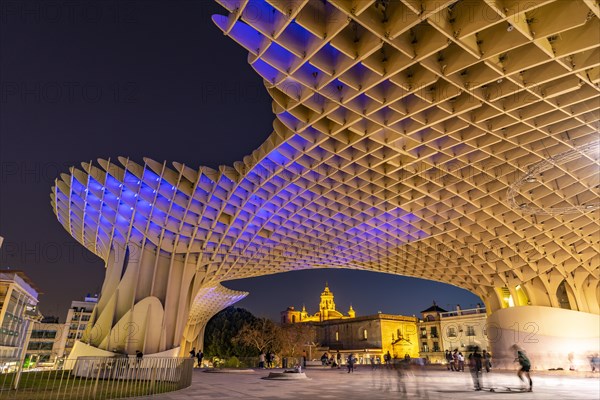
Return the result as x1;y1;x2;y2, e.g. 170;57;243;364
347;353;356;373
336;350;342;369
189;347;196;359
511;345;533;391
458;352;465;371
258;352;266;369
196;350;203;368
482;350;492;372
452;350;459;371
445;350;454;370
469;347;483;391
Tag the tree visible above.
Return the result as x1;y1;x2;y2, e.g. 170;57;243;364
278;323;317;357
233;318;280;354
203;307;258;358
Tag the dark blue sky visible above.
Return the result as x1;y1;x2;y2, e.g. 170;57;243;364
0;0;480;321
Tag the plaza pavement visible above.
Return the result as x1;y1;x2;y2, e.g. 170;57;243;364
142;366;599;400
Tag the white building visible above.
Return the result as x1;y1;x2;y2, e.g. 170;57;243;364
64;295;98;358
25;317;69;369
0;269;42;369
439;305;489;353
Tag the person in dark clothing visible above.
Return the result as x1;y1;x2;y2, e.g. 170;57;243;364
482;350;492;372
196;350;203;368
189;348;196;358
135;350;143;364
445;350;454;370
347;354;356;373
511;345;533;391
469;347;483;391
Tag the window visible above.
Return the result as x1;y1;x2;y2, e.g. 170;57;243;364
363;329;368;340
557;280;572;309
430;327;438;338
335;331;339;341
292;315;296;323
420;328;427;338
447;327;456;337
426;315;435;321
466;326;475;336
433;342;440;352
422;343;429;352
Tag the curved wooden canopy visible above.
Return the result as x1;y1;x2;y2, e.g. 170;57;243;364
51;0;599;354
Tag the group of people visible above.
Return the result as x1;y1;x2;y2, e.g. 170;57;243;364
189;348;204;368
445;349;492;373
258;351;276;368
320;351;343;368
466;345;532;392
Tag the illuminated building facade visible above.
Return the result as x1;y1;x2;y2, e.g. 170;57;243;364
417;302;446;363
51;0;599;366
64;295;98;357
317;313;420;363
439;305;488;354
281;283;355;323
0;270;42;364
25;317;69;368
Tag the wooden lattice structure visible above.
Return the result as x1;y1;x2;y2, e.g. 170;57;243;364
52;0;599;355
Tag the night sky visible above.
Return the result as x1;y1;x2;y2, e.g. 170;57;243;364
0;0;481;322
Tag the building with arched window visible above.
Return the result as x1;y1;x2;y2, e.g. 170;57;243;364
281;283;419;362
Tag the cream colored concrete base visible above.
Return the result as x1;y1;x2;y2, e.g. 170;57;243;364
487;306;600;371
65;341;181;371
64;341;118;369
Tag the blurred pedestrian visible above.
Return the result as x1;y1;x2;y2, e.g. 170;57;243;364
469;347;483;391
347;353;356;373
511;345;532;392
196;350;203;368
482;350;492;372
446;350;454;371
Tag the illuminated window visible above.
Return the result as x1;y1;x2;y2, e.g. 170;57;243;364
498;287;515;308
515;284;530;306
335;331;339;341
363;329;368;340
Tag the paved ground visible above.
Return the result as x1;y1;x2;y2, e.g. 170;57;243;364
144;366;599;400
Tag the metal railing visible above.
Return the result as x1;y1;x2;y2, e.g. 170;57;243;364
0;357;194;400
